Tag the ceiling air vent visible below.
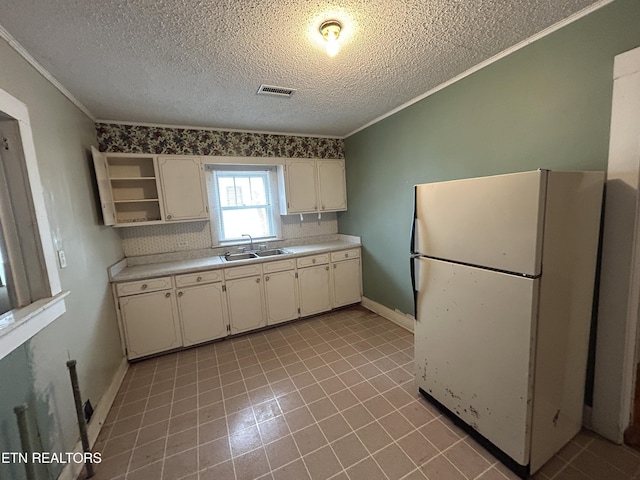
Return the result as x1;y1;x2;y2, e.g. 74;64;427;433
257;84;296;97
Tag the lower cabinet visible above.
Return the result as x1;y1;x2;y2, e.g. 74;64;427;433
119;289;182;359
115;247;362;359
226;274;266;334
332;257;362;308
177;282;228;346
298;261;332;317
264;269;299;325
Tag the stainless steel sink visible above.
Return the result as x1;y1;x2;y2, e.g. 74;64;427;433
255;249;290;257
222;252;258;262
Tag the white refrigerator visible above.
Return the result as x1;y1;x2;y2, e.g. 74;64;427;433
410;170;604;476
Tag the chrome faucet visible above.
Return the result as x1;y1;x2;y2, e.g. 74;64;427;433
242;233;254;251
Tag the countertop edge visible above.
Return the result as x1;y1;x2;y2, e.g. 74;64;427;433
110;240;361;283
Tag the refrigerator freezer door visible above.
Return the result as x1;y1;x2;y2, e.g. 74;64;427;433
414;170;547;276
414;257;539;466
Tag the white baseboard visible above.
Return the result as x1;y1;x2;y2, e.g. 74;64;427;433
58;356;129;480
361;296;415;333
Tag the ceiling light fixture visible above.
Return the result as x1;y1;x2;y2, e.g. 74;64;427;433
319;20;342;57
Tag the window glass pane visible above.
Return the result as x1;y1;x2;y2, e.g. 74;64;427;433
221;208;270;239
249;177;267;205
0;221;14;315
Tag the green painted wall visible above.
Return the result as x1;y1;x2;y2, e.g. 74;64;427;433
340;0;640;316
0;38;124;479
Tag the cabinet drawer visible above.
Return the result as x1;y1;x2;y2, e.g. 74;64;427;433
297;254;329;268
175;270;223;287
225;263;262;280
263;258;296;274
331;249;360;262
116;277;172;297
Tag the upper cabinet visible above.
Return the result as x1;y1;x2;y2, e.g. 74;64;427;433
91;147;163;226
91;149;207;227
157;156;208;221
279;159;347;215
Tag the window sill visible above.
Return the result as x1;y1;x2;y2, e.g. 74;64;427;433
0;291;69;361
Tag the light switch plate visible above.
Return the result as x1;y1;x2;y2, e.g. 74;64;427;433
57;250;67;268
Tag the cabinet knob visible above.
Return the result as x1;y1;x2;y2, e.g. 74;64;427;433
265;276;270;281
197;276;202;282
141;284;148;290
167;214;172;220
322;205;325;210
165;292;171;298
325;266;329;271
312;259;316;264
178;291;183;297
334;264;337;269
345;253;349;257
256;277;260;283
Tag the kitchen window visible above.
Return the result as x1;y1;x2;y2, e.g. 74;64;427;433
206;165;281;245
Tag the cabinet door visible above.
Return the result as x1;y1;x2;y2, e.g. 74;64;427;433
90;147;115;225
158;156;208;221
264;270;299;325
226;275;266;334
177;282;228;346
298;265;332;316
284;159;318;213
332;259;362;307
318;159;347;212
119;290;182;359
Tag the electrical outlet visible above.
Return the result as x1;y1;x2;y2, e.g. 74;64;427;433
57;250;67;268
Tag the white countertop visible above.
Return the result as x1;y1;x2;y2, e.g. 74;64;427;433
110;239;361;282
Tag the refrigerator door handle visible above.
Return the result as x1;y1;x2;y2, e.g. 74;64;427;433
410;185;418;254
410;254;419;318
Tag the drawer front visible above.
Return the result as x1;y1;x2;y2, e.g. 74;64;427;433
224;263;262;280
297;253;329;268
331;249;360;262
175;270;223;287
263;258;296;274
116;277;172;297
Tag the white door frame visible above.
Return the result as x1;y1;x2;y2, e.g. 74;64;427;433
592;45;640;443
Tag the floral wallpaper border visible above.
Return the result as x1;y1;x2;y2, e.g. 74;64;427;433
96;123;344;159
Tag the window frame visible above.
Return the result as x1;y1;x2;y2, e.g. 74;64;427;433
0;87;67;361
206;164;282;247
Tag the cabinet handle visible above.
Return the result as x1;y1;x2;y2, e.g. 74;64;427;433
265;276;270;281
165;292;171;298
325;266;329;271
197;276;202;282
256;277;260;283
334;264;337;269
167;214;172;220
178;291;183;297
141;284;148;290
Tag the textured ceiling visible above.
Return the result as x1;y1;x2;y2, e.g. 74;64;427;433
0;0;607;137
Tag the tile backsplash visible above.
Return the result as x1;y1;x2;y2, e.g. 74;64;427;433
119;213;338;257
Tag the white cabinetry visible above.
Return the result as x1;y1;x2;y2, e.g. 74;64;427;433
297;254;332;316
225;264;267;334
117;277;182;359
279;159;347;214
175;271;228;346
263;259;299;325
92;148;163;226
331;249;362;307
157;156;208;221
318;159;347;212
